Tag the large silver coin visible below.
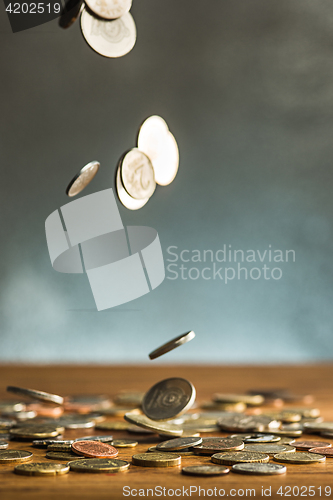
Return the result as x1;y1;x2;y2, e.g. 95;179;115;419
149;331;195;360
232;463;287;475
120;148;155;200
81;8;136;58
116;165;149;210
142;378;196;421
66;161;100;197
85;0;132;20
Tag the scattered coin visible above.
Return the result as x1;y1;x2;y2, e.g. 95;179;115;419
113;392;144;407
321;432;333;439
33;439;72;448
291;440;332;450
6;386;63;406
46;451;85;461
244;434;281;443
308;447;333;457
273;452;326;464
211;451;269;466
200;401;247;412
0;401;26;413
193;437;244;455
244;444;296;456
64;394;111;413
57;416;95;429
181;422;219;433
14;462;69;476
5;410;37;420
26;404;64;418
120;148;155;200
142;377;196;421
132;452;181;467
182;465;229;476
71;440;118;458
75;435;113;443
213;394;264;406
270;428;303;438
149;331;195;360
85;0;132;20
232;463;287;475
100;407;141;417
156;436;202;451
0;442;8;449
111;439;138;448
0;418;15;429
285;407;320;419
304;422;333;433
124;414;183;436
262;410;301;423
69;458;130;473
10;426;63;439
96;421;130;431
48;443;73;452
0;450;33;463
218;414;279;433
148;445;194;456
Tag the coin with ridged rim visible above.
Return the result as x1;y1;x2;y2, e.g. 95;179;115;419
244;444;296;455
66;161;100;197
69;458;130;472
71;440;118;458
291;440;332;450
0;450;33;463
75;435;113;443
193;437;244;455
48;443;72;452
124;413;183;436
273;452;326;463
85;0;132;20
132;452;181;467
243;434;281;443
142;378;196;421
6;386;64;406
14;462;69;476
149;331;195;360
182;465;229;476
33;439;72;448
211;452;270;466
232;463;287;475
156;437;202;451
46;451;85;461
120;148;155;200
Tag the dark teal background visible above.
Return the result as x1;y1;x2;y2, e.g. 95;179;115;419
1;0;333;362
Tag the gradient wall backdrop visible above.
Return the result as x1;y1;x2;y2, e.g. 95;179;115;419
1;0;333;363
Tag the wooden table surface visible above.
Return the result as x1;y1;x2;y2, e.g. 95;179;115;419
0;364;332;500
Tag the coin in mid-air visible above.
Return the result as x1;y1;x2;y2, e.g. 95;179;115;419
124;413;183;436
232;463;287;475
120;148;155;200
142;377;196;421
156;436;202;451
14;462;70;476
193;437;244;455
182;465;229;476
149;331;195;360
59;0;84;28
6;386;64;406
308;447;333;457
116;165;150;210
66;160;100;197
137;115;179;186
291;440;332;450
71;440;118;458
211;452;270;466
132;452;181;467
69;458;130;472
0;450;33;464
273;452;326;464
244;444;296;456
85;0;132;20
81;8;136;58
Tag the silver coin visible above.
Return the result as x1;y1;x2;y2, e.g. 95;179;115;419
6;386;63;406
81;8;136;58
149;331;195;360
182;465;230;476
0;442;8;450
120;148;156;200
75;435;113;443
66;160;100;197
116;165;149;210
244;444;296;456
245;434;281;443
85;0;132;20
232;463;287;475
156;437;202;451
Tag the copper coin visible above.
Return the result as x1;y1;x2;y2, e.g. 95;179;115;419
308;447;333;457
291;440;332;450
71;440;118;458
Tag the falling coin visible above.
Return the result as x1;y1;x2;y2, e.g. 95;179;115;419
124;414;183;436
149;331;195;360
7;386;64;406
0;450;33;464
211;452;270;466
182;465;229;476
116;165;150;210
273;452;326;464
14;462;70;476
120;148;156;200
71;440;118;458
59;0;84;28
232;463;287;475
81;8;136;58
66;160;100;197
69;458;130;472
132;452;181;467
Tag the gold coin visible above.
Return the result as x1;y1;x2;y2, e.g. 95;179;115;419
96;421;130;431
147;445;194;456
124;414;183;436
213;394;264;406
285;407;320;418
46;451;85;461
111;439;138;448
132;452;181;467
66;161;100;197
244;444;296;456
69;458;130;472
211;452;270;466
48;443;73;452
0;450;33;463
262;410;301;423
10;426;63;439
273;452;326;464
14;462;69;476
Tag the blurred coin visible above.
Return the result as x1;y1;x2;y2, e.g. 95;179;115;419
46;451;85;460
0;401;26;413
247;389;313;404
33;439;71;448
26;404;64;418
10;426;63;439
116;165;149;210
291;440;332;450
244;444;296;456
0;418;15;429
113;391;144;407
75;435;113;443
213;394;264;406
4;410;37;420
48;443;73;452
262;410;301;423
0;450;33;463
120;148;155;200
211;451;269;466
200;401;246;412
132;452;181;467
127;425;154;434
85;0;132;20
57;416;95;430
14;462;69;476
149;331;195;360
232;463;286;475
6;386;63;406
156;437;202;451
59;0;83;28
124;414;183;436
182;465;229;476
321;432;333;439
270;428;302;438
81;8;136;58
244;434;281;443
218;414;279;433
100;407;141;417
0;442;8;449
285;407;320;419
72;440;118;458
96;421;130;431
181;422;219;433
148;445;194;456
69;458;129;472
308;447;333;457
111;439;138;448
273;452;326;463
193;438;244;455
304;422;333;433
66;161;100;197
142;377;195;421
0;433;13;441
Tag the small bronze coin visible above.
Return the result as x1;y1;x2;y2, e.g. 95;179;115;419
0;450;33;463
124;414;183;436
232;463;287;475
10;426;63;439
132;452;181;467
244;444;296;456
211;452;270;466
0;442;8;449
69;458;130;473
7;386;63;406
46;451;85;461
193;438;244;455
273;452;326;464
291;440;332;450
308;447;333;457
111;439;138;448
156;437;202;451
182;465;229;476
148;331;195;360
14;462;69;476
71;440;118;458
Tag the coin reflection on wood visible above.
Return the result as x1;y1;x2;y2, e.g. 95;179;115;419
80;8;136;58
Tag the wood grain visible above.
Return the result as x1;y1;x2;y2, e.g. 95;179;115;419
0;364;332;500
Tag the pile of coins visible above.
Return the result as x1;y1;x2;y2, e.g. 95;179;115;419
59;0;136;59
1;380;333;477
